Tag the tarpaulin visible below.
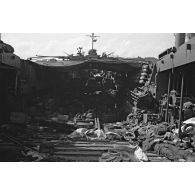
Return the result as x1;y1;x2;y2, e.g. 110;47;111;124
32;58;143;73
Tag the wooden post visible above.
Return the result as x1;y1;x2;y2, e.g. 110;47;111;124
178;71;185;139
97;117;101;130
94;118;97;129
165;71;171;122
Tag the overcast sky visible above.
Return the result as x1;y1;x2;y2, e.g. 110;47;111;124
2;33;174;59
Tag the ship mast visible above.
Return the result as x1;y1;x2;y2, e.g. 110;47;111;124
86;33;100;50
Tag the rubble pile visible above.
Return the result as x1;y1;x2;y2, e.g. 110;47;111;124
100;118;195;161
2;84;195;162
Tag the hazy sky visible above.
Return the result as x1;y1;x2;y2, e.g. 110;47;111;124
2;33;174;59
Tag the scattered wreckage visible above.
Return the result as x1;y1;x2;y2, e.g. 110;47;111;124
1;95;195;162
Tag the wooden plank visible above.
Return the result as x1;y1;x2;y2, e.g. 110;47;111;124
54;151;103;156
50;155;99;162
53;144;115;148
54;147;112;151
56;142;129;146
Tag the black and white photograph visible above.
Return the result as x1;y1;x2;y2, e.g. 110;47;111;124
1;1;195;195
1;33;195;162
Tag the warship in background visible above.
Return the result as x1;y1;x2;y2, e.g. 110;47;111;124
28;33;118;62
